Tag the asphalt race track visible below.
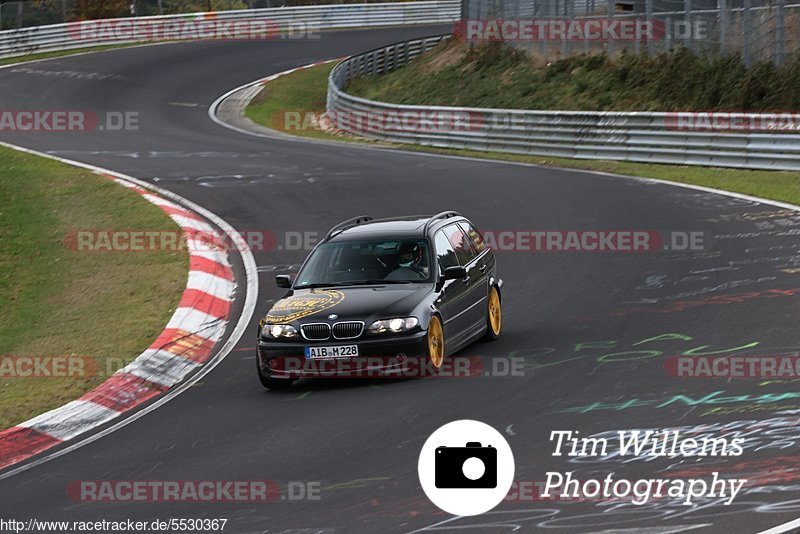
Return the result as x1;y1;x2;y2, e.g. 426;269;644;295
2;25;800;534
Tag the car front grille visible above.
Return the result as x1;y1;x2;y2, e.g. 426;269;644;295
332;321;364;340
301;323;331;341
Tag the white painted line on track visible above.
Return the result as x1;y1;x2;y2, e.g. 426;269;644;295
757;517;800;534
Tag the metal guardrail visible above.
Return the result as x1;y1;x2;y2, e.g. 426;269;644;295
0;1;461;59
327;35;800;171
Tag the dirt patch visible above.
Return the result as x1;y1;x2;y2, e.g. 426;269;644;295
500;68;515;85
421;41;466;73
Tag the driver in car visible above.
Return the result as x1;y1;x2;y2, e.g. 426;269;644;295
386;242;428;280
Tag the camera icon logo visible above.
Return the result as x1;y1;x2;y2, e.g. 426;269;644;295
419;420;515;517
435;442;497;489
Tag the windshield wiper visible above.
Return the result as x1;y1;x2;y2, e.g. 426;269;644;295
295;279;420;289
293;282;345;289
339;280;414;285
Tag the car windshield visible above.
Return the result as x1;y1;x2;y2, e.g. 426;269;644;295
294;238;432;288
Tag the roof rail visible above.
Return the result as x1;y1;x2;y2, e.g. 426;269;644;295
324;215;373;241
423;211;461;233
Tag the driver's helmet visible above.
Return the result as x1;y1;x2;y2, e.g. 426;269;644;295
397;242;422;269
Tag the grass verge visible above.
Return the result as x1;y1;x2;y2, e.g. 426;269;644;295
0;146;187;429
347;39;800;112
245;62;339;141
245;61;800;206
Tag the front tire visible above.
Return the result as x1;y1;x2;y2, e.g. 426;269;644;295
426;315;445;369
257;357;294;390
484;286;502;340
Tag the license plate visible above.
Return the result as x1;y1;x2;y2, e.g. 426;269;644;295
305;345;359;359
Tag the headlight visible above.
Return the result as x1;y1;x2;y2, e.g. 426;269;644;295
261;323;299;339
368;317;419;334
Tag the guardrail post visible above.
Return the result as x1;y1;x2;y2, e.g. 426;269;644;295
665;15;672;51
645;0;653;56
634;4;640;55
476;0;483;38
742;0;751;67
583;0;590;54
539;0;548;57
463;0;474;50
559;0;565;57
607;0;615;57
719;0;727;56
683;0;691;50
564;0;574;57
774;0;785;66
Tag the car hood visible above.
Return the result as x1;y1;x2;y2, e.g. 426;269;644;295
264;285;432;325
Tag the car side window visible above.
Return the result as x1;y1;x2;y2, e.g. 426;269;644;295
434;230;460;272
443;224;478;265
458;221;487;253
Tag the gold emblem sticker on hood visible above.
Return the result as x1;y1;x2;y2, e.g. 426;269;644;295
265;290;345;323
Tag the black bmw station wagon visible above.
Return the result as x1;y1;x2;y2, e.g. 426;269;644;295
256;212;502;389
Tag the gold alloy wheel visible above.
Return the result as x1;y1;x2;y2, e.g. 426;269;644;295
427;315;444;368
488;286;502;336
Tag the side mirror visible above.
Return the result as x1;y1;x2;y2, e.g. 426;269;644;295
276;274;292;288
441;266;466;281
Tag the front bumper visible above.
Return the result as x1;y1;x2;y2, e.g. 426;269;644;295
257;330;428;379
